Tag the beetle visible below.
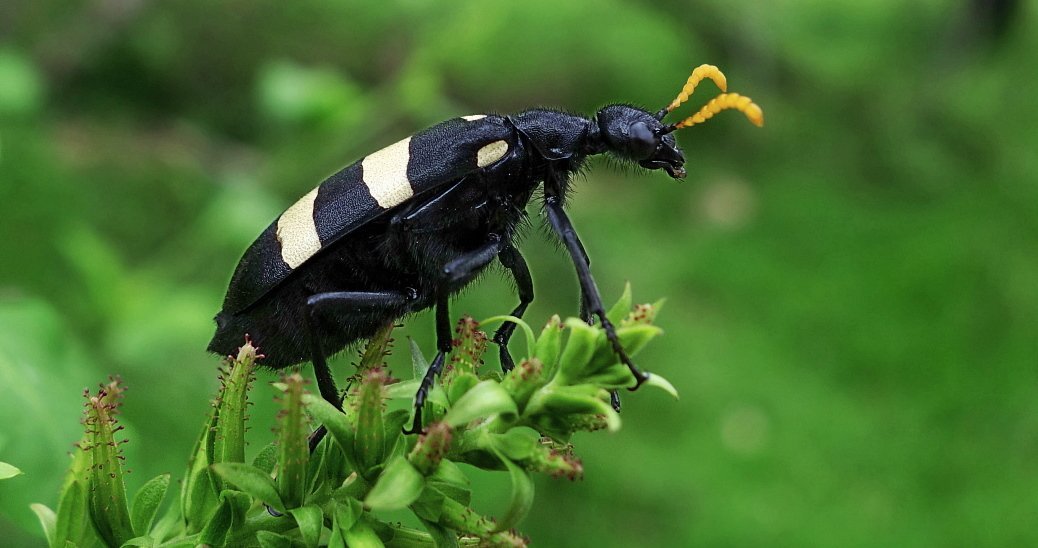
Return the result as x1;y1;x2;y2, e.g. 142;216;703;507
208;64;763;436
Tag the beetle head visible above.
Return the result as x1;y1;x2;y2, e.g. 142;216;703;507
596;64;764;181
596;104;687;179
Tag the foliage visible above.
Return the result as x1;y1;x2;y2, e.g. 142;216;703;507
32;292;673;547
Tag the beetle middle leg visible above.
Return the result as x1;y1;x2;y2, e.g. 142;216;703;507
493;244;534;372
404;236;506;435
305;290;415;450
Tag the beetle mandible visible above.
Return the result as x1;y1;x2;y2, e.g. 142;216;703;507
208;64;763;436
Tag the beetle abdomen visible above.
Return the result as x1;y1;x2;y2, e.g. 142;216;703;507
218;115;515;314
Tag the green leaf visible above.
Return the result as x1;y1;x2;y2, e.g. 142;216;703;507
223;489;253;524
582;324;662;379
427;460;471;506
334;497;363;533
197;498;231;546
54;478;98;547
418;517;459;548
427;384;451;410
381;408;411;463
302;394;359;472
130;473;170;536
442;380;517;427
289;505;324;547
30;503;56;546
385;378;420;399
411;487;446;522
409;338;430;380
119;536;155;546
606;281;633;326
198;490;252;547
252;442;279;475
152;535;200;547
643;372;679;399
615;324;663;359
581;363;640;389
446;372;479;405
181;412;220;532
490;427;541;461
147;497;183;546
490;450;534;533
556;319;598;382
343;519;385;548
210;462;285;512
364;456;425;511
531;385;621;431
256;530;306;548
0;461;22;479
533;315;564;373
329;516;346;548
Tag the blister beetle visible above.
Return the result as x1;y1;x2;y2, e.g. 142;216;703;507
208;64;763;436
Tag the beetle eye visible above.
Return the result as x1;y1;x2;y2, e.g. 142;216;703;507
629;122;658;159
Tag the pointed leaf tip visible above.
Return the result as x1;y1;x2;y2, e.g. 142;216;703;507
643;373;679;399
0;461;22;480
364;456;424;512
442;380;517;427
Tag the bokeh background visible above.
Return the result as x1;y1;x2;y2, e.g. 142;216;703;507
2;0;1037;545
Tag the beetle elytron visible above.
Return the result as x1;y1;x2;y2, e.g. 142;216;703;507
208;64;763;435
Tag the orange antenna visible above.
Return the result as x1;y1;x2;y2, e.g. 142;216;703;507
659;64;728;118
671;93;764;130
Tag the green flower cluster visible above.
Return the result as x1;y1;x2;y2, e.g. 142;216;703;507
24;286;675;547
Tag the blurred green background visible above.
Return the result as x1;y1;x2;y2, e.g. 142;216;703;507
2;0;1037;545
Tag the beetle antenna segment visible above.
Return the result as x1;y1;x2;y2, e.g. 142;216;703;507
669;93;764;130
657;64;728;119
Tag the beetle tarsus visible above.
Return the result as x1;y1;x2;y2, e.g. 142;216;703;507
404;351;446;435
494;245;534;374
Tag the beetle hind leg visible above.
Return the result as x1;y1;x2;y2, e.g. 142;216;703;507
303;290;415;451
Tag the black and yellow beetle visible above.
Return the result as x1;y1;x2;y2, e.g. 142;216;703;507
208;64;763;436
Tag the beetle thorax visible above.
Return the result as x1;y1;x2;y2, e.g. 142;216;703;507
509;109;601;163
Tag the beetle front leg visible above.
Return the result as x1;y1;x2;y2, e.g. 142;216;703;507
574;239;595;325
544;196;650;392
493;245;534;372
577;242;615;414
404;236;506;434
